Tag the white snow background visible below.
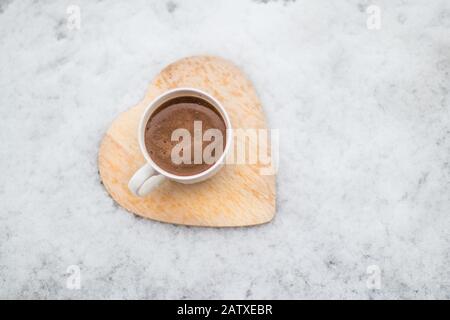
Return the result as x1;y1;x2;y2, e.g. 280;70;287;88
0;0;449;299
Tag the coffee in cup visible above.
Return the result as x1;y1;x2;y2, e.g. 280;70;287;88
144;96;226;176
128;88;232;197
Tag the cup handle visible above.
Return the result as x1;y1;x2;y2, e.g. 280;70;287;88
128;163;165;197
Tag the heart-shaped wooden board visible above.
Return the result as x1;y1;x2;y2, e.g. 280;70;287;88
98;56;276;227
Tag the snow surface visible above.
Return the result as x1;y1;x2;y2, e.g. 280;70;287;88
0;0;449;299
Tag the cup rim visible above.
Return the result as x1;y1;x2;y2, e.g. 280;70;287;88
138;87;233;181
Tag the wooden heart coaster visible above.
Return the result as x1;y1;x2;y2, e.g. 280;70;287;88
98;56;275;227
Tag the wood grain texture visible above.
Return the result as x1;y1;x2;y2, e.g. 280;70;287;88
98;56;275;227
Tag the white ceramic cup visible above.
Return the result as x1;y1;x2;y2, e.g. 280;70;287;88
128;87;233;197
